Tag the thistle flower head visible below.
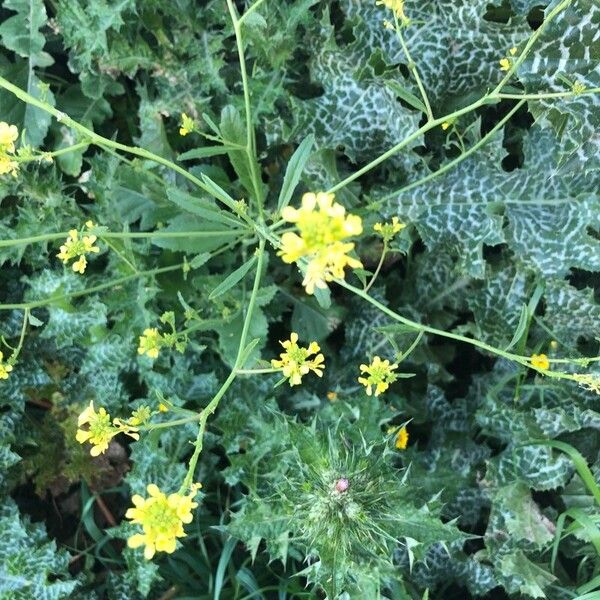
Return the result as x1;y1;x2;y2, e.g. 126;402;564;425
126;483;201;559
271;332;325;386
358;356;398;396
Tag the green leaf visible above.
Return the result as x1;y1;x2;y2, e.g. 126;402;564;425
166;189;241;227
209;254;258;300
277;134;314;212
178;145;237;161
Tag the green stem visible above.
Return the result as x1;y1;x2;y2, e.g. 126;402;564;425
0;263;183;311
226;0;264;217
497;88;600;100
16;141;90;163
180;238;266;493
0;76;234;210
364;242;388;293
6;308;30;364
0;229;246;248
236;367;279;375
395;18;433;121
376;100;525;205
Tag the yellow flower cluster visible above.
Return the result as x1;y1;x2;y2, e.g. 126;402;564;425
57;222;100;274
138;328;163;359
499;47;518;71
0;122;19;177
376;0;409;24
0;351;13;380
530;353;550;370
387;425;409;450
271;332;325;386
373;217;405;242
279;192;363;294
76;401;140;456
179;113;196;136
358;355;399;396
126;483;201;559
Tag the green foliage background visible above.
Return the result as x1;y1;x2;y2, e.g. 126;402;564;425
0;0;599;598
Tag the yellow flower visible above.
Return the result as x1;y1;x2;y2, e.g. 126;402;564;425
509;47;517;56
499;58;511;71
358;356;398;396
126;483;200;560
0;155;19;177
179;113;196;136
388;425;409;450
373;216;405;241
0;122;18;153
441;121;451;130
138;328;163;359
76;401;119;456
530;353;550;370
376;0;409;23
572;81;586;95
271;332;325;386
56;227;100;274
327;391;338;402
0;351;13;380
72;255;87;274
279;192;363;294
158;402;169;413
129;406;152;426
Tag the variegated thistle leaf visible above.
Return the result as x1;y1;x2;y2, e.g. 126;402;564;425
381;127;600;277
518;0;600;173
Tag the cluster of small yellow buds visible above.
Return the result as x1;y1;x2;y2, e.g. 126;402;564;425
137;312;188;360
57;221;100;274
75;401;140;456
387;425;409;449
530;353;550;370
126;482;202;559
359;356;399;396
499;47;518;71
376;0;410;25
279;192;363;294
572;81;586;95
573;373;600;396
0;351;13;380
179;113;197;136
373;217;406;242
271;332;325;386
0;122;19;177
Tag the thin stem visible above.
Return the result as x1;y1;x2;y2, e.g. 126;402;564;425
16;141;89;163
236;367;279;375
0;76;234;210
0;263;184;311
395;18;433;121
375;100;525;205
497;88;600;100
180;238;266;493
226;0;264;217
0;229;246;248
6;308;30;364
364;242;388;293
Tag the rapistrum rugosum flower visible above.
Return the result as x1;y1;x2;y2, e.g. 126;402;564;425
358;356;398;396
279;192;362;294
126;483;202;559
271;332;325;386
